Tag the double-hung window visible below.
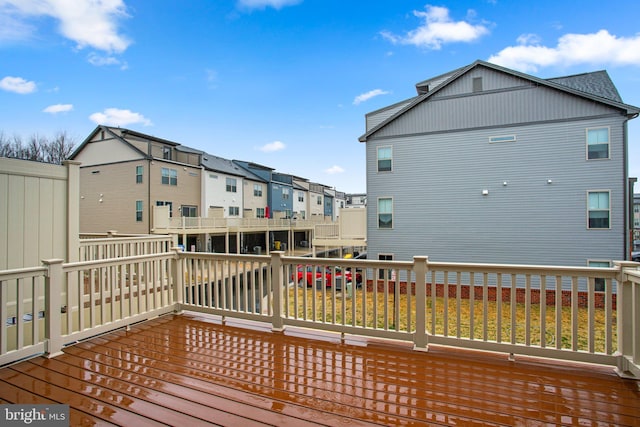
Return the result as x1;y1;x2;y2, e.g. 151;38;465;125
135;200;143;222
226;178;237;193
282;188;290;200
256;207;265;218
378;197;393;229
377;146;392;172
588;191;610;229
254;184;262;197
587;128;609;160
161;168;177;185
229;206;240;216
136;165;143;184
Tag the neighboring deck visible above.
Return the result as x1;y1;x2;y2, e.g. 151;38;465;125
1;313;638;426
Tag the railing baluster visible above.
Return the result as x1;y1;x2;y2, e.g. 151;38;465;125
496;273;502;343
540;276;547;348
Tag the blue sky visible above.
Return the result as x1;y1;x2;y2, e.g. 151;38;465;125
1;0;640;193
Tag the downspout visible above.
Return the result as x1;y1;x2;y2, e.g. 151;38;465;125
623;113;639;260
148;158;152;233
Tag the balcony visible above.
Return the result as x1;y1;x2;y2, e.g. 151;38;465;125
1;248;639;425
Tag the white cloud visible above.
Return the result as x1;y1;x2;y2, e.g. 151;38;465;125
381;5;489;50
259;140;286;152
237;0;301;10
0;76;36;94
43;103;73;114
88;52;127;69
488;30;640;73
325;165;344;175
89;108;152;126
0;0;131;53
353;89;390;105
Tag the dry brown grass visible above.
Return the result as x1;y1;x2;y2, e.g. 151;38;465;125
286;287;616;353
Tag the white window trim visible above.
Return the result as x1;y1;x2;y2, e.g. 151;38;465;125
585;127;610;161
377;196;393;229
586;190;611;230
377;146;393;173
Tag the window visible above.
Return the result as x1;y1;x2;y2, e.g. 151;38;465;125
378;254;393;279
298;192;304;202
162;146;172;160
317;196;322;205
156;201;173;217
254;184;263;197
282;188;290;200
378;198;393;229
161;168;177;185
136;165;143;184
181;205;197;217
229;206;239;216
472;77;483;92
226;178;237;193
256;208;265;218
135;200;143;222
588;191;610;229
377;146;392;172
588;261;611;292
587;128;609;160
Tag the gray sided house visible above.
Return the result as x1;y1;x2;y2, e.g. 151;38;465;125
359;60;639;267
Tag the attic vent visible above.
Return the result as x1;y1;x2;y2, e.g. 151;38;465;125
472;77;483;93
489;135;516;144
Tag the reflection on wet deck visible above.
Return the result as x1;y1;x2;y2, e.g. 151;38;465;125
1;313;638;426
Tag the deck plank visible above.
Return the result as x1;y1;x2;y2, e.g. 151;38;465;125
1;313;638;426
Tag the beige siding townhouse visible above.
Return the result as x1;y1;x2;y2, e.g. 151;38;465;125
71;126;202;235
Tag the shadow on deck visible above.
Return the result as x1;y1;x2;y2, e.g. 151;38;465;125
1;313;639;426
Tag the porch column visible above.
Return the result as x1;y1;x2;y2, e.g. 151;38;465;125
271;251;285;331
43;259;64;358
615;262;640;379
413;256;429;351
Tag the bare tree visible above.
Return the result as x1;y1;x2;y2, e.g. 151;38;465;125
0;131;76;164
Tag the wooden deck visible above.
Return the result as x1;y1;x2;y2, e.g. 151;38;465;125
1;313;638;426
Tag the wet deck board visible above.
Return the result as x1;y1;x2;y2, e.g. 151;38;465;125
1;313;638;426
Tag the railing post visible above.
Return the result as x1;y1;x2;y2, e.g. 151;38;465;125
271;251;285;332
43;259;64;358
414;256;429;351
172;247;184;312
614;262;640;379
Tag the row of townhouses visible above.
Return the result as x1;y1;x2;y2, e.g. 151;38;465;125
21;59;639;268
70;126;352;252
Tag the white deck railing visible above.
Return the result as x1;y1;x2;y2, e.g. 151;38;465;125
1;251;639;379
79;235;174;261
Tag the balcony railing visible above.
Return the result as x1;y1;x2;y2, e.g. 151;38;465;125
1;250;639;379
160;216;331;231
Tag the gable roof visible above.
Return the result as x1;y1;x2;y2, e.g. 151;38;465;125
70;125;149;160
359;60;640;142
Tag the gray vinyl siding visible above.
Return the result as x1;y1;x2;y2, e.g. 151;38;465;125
431;68;533;98
366;99;415;131
371;84;617;140
366;116;626;270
